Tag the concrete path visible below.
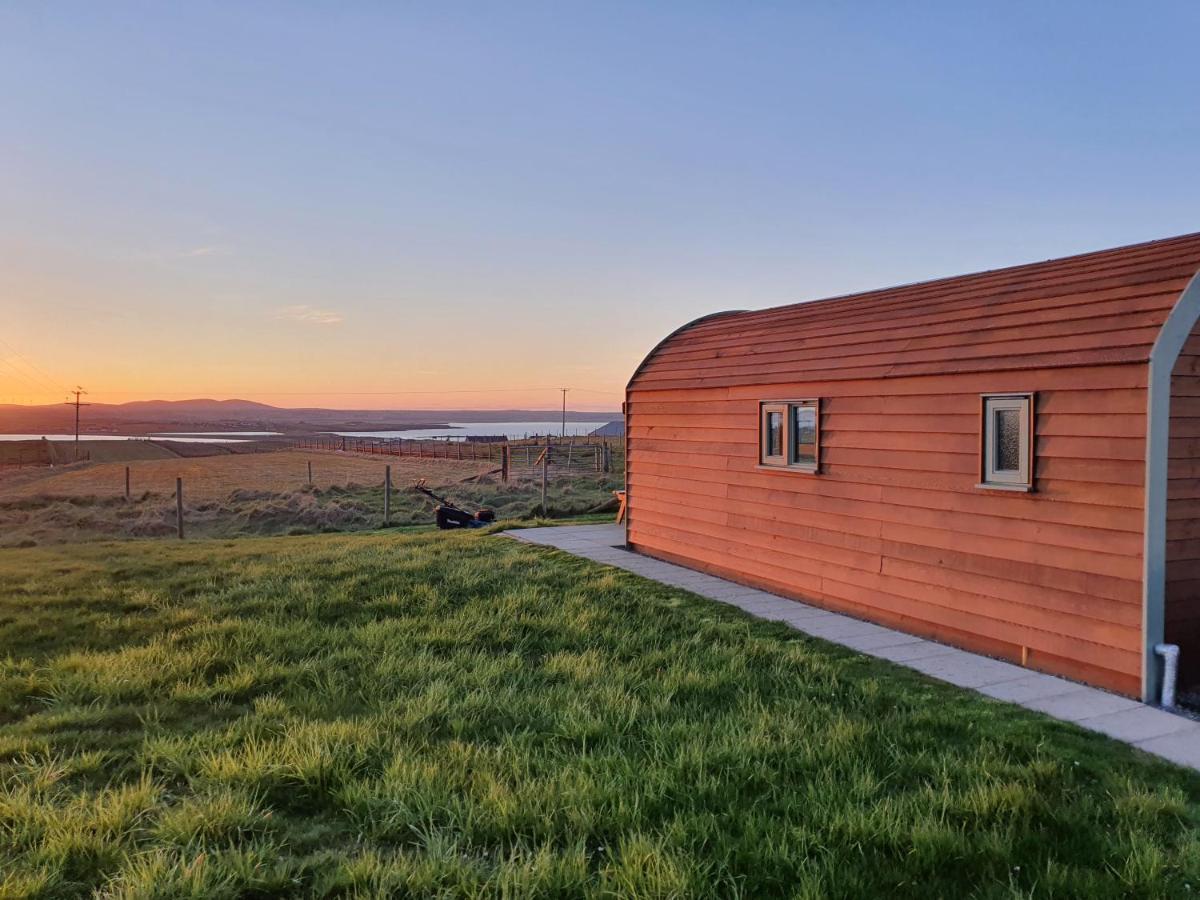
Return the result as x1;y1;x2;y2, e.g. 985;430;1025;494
506;523;1200;773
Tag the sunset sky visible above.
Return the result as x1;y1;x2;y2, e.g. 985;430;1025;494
3;2;1199;411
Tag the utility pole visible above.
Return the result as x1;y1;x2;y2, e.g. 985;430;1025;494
63;387;90;461
560;387;568;438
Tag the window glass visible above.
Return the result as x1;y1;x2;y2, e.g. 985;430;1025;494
980;394;1032;488
791;405;816;465
765;411;783;457
993;408;1021;472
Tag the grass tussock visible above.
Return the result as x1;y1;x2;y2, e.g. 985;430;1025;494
0;532;1197;897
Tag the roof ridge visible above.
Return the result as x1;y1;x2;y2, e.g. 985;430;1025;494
743;231;1200;319
631;232;1200;390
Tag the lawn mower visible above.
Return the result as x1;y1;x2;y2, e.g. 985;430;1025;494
413;481;496;529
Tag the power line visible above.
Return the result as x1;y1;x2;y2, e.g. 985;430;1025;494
0;359;51;397
0;337;68;395
0;356;57;396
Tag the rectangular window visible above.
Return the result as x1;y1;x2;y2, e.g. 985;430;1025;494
980;394;1032;489
760;400;819;471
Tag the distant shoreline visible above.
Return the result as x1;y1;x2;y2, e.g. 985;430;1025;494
0;418;619;443
0;406;620;438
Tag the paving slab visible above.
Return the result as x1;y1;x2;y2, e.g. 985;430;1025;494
904;651;1028;690
839;631;925;652
865;639;960;663
1021;688;1142;722
743;599;828;619
772;609;842;629
615;561;669;575
1133;728;1200;769
700;585;768;601
747;604;811;623
1078;705;1197;742
977;673;1083;704
799;617;894;642
721;591;781;608
501;525;1200;773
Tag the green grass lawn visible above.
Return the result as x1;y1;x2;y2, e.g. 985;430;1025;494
1;531;1198;898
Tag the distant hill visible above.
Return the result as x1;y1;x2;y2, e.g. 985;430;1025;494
589;420;625;437
113;399;278;413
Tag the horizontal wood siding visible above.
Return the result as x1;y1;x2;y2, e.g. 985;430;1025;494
626;236;1200;698
1167;327;1200;690
628;368;1148;695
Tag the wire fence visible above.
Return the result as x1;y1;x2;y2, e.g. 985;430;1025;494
290;435;622;475
0;437;626;545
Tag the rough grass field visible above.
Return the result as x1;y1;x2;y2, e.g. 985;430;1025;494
51;441;185;464
1;532;1198;898
0;440;183;468
0;452;620;546
0;451;492;502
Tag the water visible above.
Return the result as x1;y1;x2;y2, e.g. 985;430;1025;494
0;434;252;444
150;434;278;439
329;421;613;441
0;423;616;443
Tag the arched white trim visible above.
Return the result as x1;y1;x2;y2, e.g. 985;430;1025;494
1143;270;1200;702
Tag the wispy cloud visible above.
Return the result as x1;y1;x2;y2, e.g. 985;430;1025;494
108;243;231;263
274;304;344;326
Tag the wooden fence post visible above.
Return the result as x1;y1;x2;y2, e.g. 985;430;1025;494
307;460;313;486
124;466;131;502
384;464;391;526
501;444;510;482
175;477;184;539
541;438;549;517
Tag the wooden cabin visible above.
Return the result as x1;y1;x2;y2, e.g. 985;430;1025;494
625;233;1200;702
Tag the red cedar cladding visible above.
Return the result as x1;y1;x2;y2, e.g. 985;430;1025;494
627;233;1200;696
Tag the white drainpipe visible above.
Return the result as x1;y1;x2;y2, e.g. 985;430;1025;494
1155;643;1180;710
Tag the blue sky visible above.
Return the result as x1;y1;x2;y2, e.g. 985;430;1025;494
2;2;1198;409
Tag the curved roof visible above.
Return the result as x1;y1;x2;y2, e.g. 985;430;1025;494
629;232;1200;392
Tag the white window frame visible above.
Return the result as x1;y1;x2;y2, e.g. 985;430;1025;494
979;393;1033;491
759;399;820;472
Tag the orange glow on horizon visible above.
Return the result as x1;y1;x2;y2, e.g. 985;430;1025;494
0;384;624;413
